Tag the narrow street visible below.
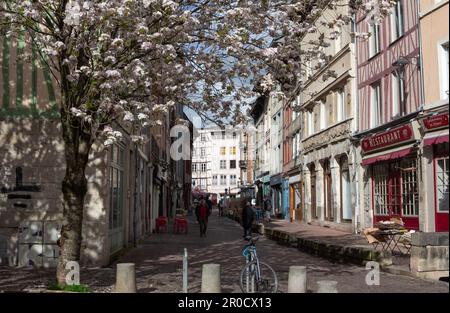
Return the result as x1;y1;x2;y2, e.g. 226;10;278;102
0;209;448;293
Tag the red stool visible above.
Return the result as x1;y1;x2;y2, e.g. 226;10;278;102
156;216;168;233
173;217;188;234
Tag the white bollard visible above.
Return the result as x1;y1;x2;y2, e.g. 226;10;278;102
183;248;188;293
115;263;137;293
287;266;307;293
317;280;338;293
201;264;221;293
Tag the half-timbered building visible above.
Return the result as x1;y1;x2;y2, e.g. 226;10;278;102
354;0;422;230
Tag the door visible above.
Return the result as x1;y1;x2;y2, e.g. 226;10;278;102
310;167;317;219
434;144;449;231
323;160;333;221
289;185;295;221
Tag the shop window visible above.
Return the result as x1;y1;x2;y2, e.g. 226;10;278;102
340;155;352;221
373;163;389;216
372;158;419;220
435;145;449;213
400;158;419;217
109;144;125;254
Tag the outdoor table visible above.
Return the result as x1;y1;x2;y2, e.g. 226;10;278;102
372;229;408;255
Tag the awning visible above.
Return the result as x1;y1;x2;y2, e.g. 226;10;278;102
423;134;449;147
362;147;413;166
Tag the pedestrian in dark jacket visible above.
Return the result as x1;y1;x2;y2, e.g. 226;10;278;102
242;199;255;239
195;198;209;237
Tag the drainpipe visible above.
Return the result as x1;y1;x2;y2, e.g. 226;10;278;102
416;0;425;110
351;13;361;234
133;143;138;247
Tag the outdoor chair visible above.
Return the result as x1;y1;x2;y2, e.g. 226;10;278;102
363;228;388;251
155;216;168;233
397;231;412;254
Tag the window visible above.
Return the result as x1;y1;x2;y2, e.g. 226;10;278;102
340;155;352;221
193;163;197;172
336;89;345;122
230;175;237;185
334;26;342;54
370;82;382;128
109;144;124;254
391;72;405;118
308;110;314;136
439;42;449;99
230;160;236;169
320;101;327;130
233;132;237;139
220;147;226;155
211;132;215;137
201;163;207;172
221;131;226;139
220;175;227;185
230;146;236;155
212;175;218;185
220;160;227;169
390;0;404;43
201;133;206;142
435;155;449;213
373;164;389;216
200;147;206;158
373;158;419;218
369;23;381;57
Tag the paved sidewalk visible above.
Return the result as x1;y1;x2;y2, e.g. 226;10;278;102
253;217;411;269
0;210;448;293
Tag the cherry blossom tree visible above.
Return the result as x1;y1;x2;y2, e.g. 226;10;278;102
0;0;393;284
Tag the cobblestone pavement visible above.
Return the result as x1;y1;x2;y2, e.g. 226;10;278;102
0;210;448;293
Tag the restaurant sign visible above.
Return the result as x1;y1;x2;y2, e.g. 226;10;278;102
423;113;449;131
361;124;413;153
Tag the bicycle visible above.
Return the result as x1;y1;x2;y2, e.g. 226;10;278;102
239;236;278;293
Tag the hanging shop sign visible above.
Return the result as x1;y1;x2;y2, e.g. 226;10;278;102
361;124;413;153
423;113;449;131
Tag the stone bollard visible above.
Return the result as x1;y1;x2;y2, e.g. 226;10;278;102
115;263;137;293
201;264;221;293
287;266;307;293
257;223;265;235
316;280;338;293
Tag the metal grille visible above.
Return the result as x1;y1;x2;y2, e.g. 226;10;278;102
400;158;418;216
373;164;389;216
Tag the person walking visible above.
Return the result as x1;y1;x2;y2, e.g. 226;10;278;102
195;198;209;237
241;199;255;240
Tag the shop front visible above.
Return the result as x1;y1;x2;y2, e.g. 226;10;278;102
270;174;283;218
420;111;449;232
361;123;421;230
289;173;303;222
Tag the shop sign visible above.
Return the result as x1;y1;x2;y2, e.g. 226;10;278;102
361;124;413;153
423;113;449;130
270;174;283;186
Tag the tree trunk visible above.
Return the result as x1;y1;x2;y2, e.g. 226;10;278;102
56;116;92;285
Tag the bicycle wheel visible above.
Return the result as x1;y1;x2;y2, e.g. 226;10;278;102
240;261;278;293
